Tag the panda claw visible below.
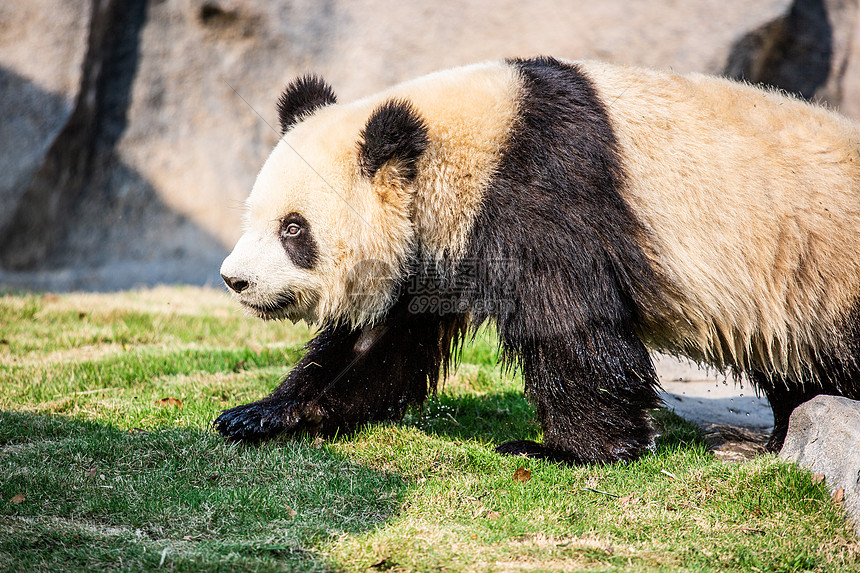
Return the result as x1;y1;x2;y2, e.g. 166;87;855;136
213;400;326;441
213;401;293;441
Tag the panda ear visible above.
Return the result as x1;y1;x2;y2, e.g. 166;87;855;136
358;99;429;184
277;75;337;133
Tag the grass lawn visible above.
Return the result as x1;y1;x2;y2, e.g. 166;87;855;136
1;286;857;572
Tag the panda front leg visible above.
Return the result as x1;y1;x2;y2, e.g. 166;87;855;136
495;325;661;464
214;300;461;441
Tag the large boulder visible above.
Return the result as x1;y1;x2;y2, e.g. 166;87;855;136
779;395;860;535
725;0;860;112
0;0;90;237
1;0;792;290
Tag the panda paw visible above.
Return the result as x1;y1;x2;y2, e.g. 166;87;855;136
213;399;325;441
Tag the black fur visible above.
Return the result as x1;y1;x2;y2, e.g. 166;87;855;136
358;99;429;182
752;371;823;452
277;75;337;134
214;294;467;441
456;57;668;463
279;212;318;270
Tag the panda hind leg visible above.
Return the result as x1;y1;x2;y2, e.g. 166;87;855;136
751;371;821;452
752;349;860;453
496;325;661;465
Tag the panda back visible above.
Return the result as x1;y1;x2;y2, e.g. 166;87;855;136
580;60;860;373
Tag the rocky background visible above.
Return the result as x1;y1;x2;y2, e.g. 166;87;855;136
2;0;859;291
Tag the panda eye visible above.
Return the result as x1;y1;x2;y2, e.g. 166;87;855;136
279;213;317;269
282;223;302;238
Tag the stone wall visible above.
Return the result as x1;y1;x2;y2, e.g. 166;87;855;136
3;0;857;290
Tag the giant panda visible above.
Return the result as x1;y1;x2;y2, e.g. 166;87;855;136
215;57;860;464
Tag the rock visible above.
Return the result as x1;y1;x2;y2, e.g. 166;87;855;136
725;0;860;111
0;0;829;290
0;0;90;236
0;0;149;270
779;395;860;535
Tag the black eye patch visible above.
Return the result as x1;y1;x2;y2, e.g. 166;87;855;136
279;212;319;270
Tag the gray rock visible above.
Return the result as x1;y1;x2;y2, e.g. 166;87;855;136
1;0;792;290
4;1;858;292
725;0;859;110
0;0;90;235
779;395;860;535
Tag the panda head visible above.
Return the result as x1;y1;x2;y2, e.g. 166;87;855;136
220;75;430;326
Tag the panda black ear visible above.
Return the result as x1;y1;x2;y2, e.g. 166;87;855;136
358;99;429;183
277;75;337;133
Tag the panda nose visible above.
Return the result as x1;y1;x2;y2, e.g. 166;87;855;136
221;274;250;293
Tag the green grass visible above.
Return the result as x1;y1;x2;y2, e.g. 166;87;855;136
1;287;857;572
